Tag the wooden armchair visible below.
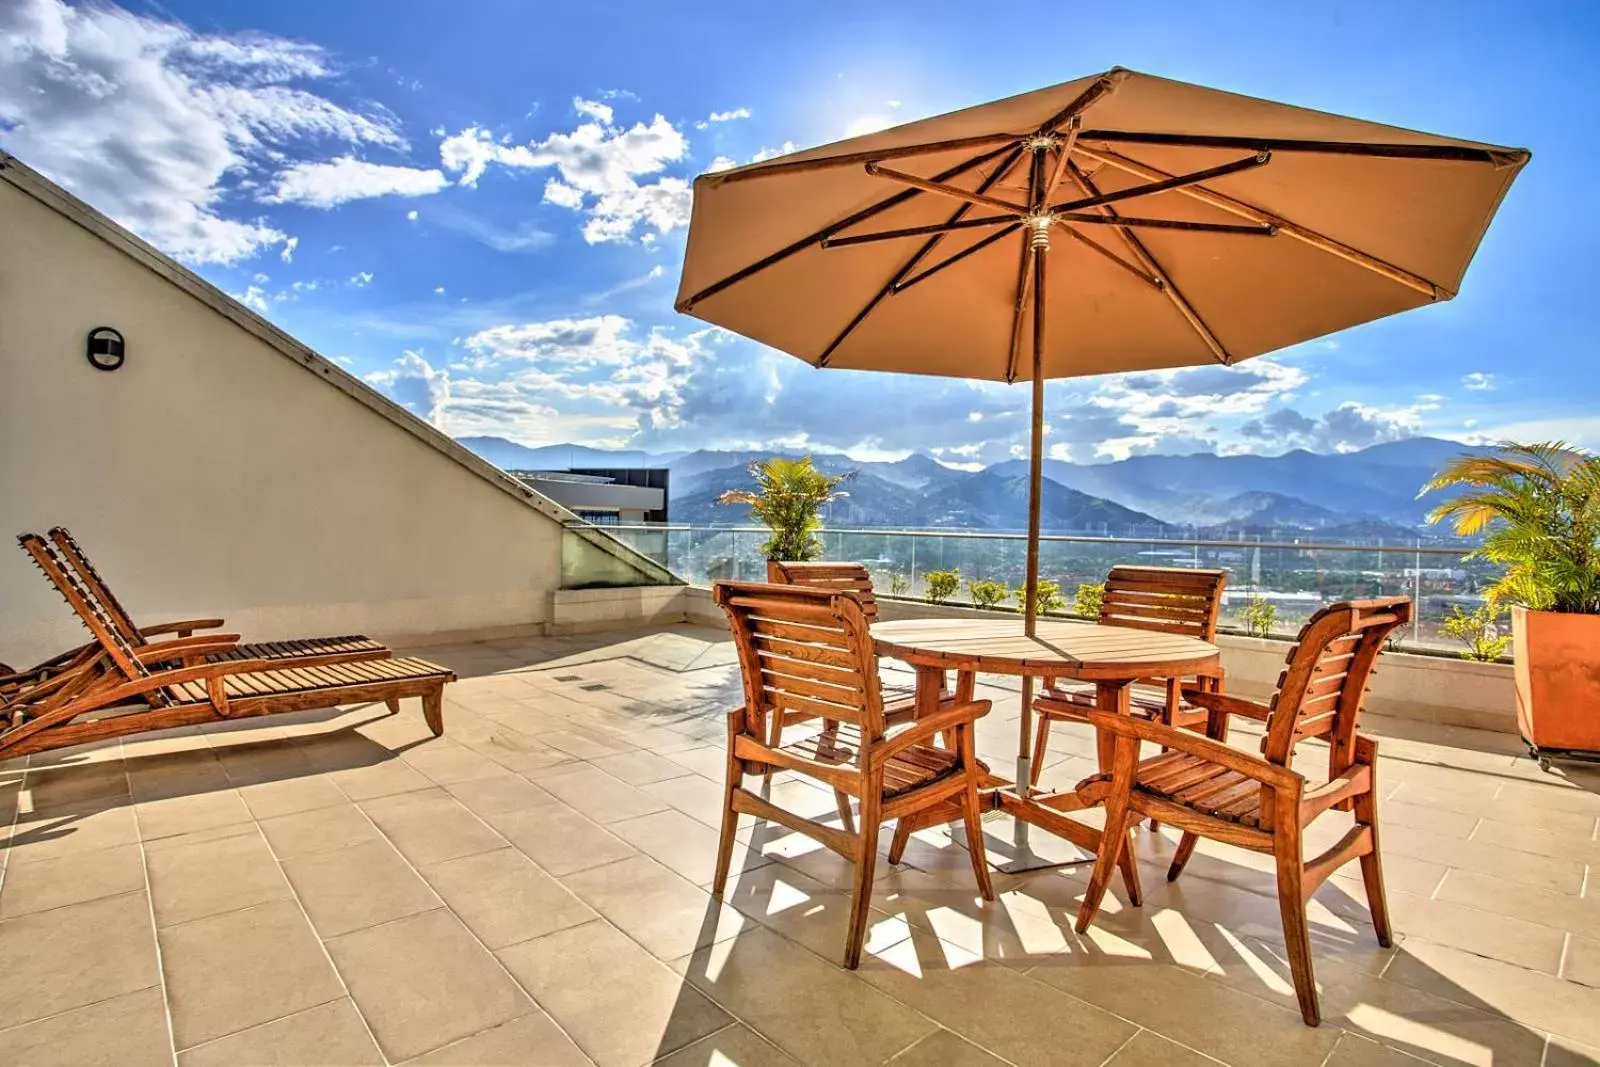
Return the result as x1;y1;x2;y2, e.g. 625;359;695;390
3;534;454;760
711;581;993;968
1074;596;1412;1026
1030;566;1226;785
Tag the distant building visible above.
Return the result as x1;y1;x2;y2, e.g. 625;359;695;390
511;468;668;524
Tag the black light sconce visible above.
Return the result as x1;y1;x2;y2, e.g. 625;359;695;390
86;327;125;372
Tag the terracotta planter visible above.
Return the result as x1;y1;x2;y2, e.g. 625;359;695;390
1512;606;1600;761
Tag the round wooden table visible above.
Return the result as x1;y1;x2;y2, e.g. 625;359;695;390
872;617;1221;875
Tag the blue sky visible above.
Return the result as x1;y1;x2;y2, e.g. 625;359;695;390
2;0;1594;465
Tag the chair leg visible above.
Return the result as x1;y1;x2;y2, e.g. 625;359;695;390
1167;832;1200;882
843;794;882;969
834;790;857;835
1353;786;1392;948
1076;735;1139;933
711;742;742;896
384;698;400;715
886;818;913;864
959;779;994;902
422;688;444;736
1274;810;1321;1026
1030;714;1052;787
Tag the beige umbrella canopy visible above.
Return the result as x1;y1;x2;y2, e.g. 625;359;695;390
675;67;1527;383
675;67;1527;802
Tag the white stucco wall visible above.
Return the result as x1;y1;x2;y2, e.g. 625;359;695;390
0;171;594;665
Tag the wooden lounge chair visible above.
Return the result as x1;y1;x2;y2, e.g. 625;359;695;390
1074;596;1411;1026
39;526;389;669
1030;566;1226;786
3;535;453;760
711;581;993;968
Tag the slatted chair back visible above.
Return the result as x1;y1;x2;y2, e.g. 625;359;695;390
17;534;155;694
766;561;880;622
1098;566;1227;639
714;580;886;742
1260;597;1412;768
47;527;146;649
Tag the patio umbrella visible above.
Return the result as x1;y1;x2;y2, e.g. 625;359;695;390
675;66;1527;788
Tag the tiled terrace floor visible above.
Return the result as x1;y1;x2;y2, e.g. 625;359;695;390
4;624;1600;1067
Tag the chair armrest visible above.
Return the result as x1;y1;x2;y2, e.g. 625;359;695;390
1086;709;1302;792
134;635;242;663
876;699;990;761
1181;688;1273;723
138;619;226;637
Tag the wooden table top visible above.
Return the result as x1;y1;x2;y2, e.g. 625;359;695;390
873;618;1221;680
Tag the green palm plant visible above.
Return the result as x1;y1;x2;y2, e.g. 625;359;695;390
1420;442;1600;614
716;456;850;562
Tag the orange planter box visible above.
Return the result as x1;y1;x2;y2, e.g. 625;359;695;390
1513;607;1600;759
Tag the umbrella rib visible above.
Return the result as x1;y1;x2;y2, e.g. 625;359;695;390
822;213;1017;248
1050;151;1271;214
1057;213;1274;235
1074;143;1448;299
1034;68;1129;137
1050;221;1163;290
676;143;1016;312
815;145;1027;367
1077;130;1528;165
865;163;1030;216
1005;234;1036;384
892;223;1023;295
1066;160;1231;364
1040;116;1082;204
700;131;1026;186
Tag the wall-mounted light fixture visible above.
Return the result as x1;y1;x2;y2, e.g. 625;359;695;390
86;327;125;372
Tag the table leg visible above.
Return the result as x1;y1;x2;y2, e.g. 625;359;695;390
1094;681;1133;772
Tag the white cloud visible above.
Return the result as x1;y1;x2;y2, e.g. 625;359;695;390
279;236;299;263
0;0;403;264
1238;398;1438;453
844;114;896;138
349;271;373;287
1462;371;1496;391
437;99;691;244
406;209;419;221
750;142;798;163
434;286;445;294
708;107;751;122
231;284;270;312
265;156;448;207
706;156;739;174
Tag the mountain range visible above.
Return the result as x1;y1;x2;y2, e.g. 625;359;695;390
459;434;1484;541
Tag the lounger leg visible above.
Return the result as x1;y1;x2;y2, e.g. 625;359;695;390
1167;832;1200;882
384;698;400;715
843;793;882;970
422;688;444;736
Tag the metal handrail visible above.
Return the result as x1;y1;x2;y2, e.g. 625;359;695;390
604;523;1475;558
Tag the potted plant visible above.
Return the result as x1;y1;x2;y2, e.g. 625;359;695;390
1421;442;1600;765
717;456;849;567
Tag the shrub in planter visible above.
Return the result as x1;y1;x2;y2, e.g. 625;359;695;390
1072;582;1105;619
1239;593;1278;638
1439;604;1511;662
967;578;1010;610
924;568;960;604
1015;579;1065;615
1422;441;1600;765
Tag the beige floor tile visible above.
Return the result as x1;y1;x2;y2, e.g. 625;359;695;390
1438;868;1600;937
652;1024;800;1067
1102;1030;1220;1066
676;927;937;1067
327;908;530;1063
258;801;384;859
136;790;253;842
0;985;171;1067
23;762;130;809
529;763;671;824
148;829;293;928
402;1009;591;1066
499;921;729;1067
592;749;700;786
361;787;506;866
481;803;638;877
1381;799;1481;838
661;746;729;781
160;899;344;1050
1319;1033;1434;1067
403;739;509;785
1381;824;1586;894
860;937;1135;1067
562;855;743;961
212;739;316;788
1547;1035;1600;1066
609;808;769;887
1563;935;1600;988
1388;888;1566;973
3;803;139;864
1029;955;1339;1067
178;998;383;1067
237;773;349;820
421;846;596;949
442;773;557;816
125;751;232;803
718;862;912;964
644;773;730;829
884;1028;1009;1067
1384;941;1600;1047
0;891;160;1030
284;840;443;937
330;757;435;801
1471;817;1600;864
0;841;144;919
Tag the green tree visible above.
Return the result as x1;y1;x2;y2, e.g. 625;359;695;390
1420;441;1600;614
716;456;850;562
967;577;1010;610
924;569;960;604
1439;604;1511;661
